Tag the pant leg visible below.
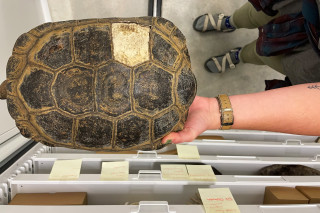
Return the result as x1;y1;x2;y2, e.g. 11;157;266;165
240;40;285;74
231;2;279;29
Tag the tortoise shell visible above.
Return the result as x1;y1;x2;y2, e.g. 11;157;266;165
3;17;196;151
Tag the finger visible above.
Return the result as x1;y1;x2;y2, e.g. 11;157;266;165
162;127;198;144
161;132;180;144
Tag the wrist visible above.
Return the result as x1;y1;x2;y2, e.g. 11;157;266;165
208;97;221;130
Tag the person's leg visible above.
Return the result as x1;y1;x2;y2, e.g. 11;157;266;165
201;2;282;73
240;40;285;74
231;2;279;29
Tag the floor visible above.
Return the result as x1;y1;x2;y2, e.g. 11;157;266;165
47;0;284;97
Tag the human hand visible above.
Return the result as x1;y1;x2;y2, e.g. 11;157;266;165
161;96;220;144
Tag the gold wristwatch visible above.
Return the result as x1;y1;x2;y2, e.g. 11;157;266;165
216;94;234;130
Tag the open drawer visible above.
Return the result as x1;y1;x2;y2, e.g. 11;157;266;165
7;174;320;205
32;152;320;175
48;130;320;157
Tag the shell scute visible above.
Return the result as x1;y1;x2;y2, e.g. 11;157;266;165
133;63;173;116
73;25;112;66
19;67;55;110
97;62;131;117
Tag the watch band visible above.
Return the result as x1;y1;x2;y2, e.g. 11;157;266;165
216;94;234;130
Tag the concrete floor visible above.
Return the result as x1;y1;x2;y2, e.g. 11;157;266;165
48;0;284;97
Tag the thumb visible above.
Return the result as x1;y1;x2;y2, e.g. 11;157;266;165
162;127;199;144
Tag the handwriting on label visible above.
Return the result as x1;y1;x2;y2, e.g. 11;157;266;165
49;159;82;180
186;165;216;181
177;144;200;159
161;164;189;180
198;188;240;213
101;161;129;181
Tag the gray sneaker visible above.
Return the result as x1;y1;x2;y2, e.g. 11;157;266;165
193;13;236;32
205;48;241;73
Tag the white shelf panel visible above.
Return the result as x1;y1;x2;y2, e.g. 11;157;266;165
1;204;320;213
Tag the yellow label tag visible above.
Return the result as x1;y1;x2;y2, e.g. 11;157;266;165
100;161;129;181
186;165;216;181
49;159;82;180
177;144;200;159
198;188;240;213
161;164;189;180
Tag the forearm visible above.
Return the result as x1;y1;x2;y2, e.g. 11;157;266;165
162;83;320;144
210;83;320;136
